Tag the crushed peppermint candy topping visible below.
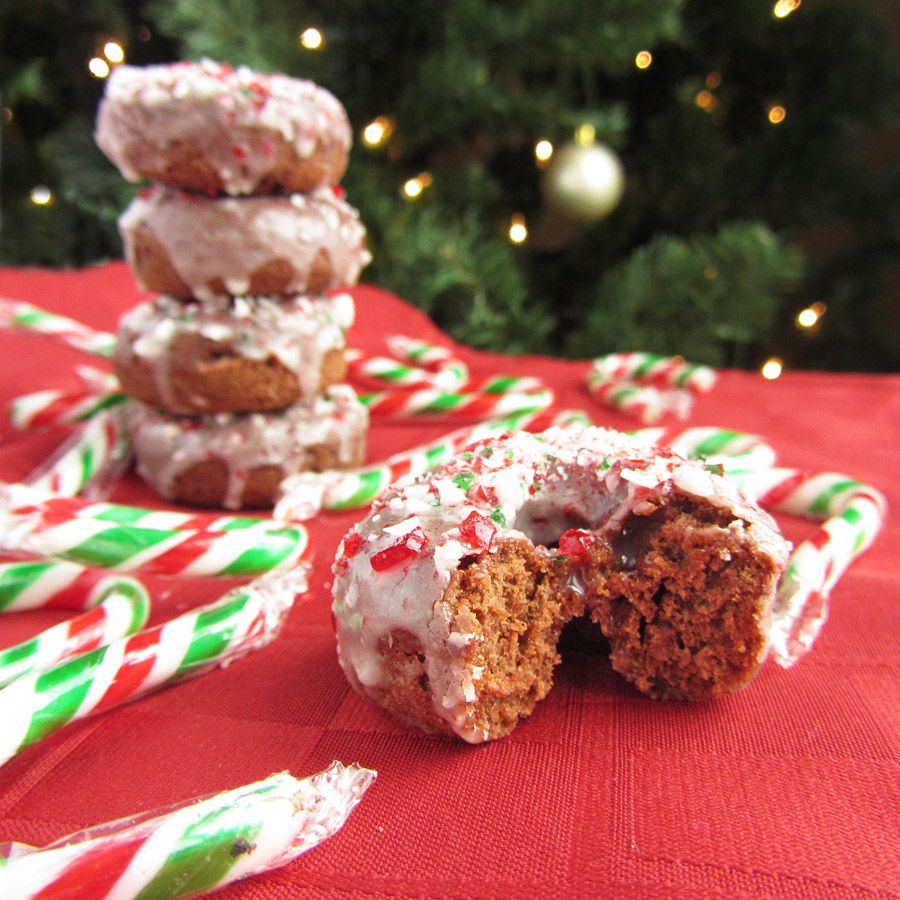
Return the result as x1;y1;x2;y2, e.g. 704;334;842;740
458;511;497;552
557;528;595;558
342;531;364;557
370;526;430;571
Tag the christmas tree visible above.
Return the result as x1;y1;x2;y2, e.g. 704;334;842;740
1;0;897;372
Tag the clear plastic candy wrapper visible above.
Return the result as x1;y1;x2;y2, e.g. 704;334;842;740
0;761;376;898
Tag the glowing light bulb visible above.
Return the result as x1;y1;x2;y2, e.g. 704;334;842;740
402;173;432;200
88;57;110;79
534;139;554;165
761;358;783;380
574;123;596;147
299;27;324;50
695;90;718;112
796;301;826;329
773;0;802;18
103;41;125;64
767;104;787;125
635;50;653;70
706;71;722;89
508;214;528;244
30;185;54;206
361;116;394;148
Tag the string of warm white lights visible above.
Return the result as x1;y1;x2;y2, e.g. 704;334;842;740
26;1;810;381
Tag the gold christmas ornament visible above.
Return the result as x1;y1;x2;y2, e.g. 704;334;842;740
542;141;625;221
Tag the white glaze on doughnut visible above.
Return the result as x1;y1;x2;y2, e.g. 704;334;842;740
119;186;371;298
95;59;351;194
115;292;354;411
331;426;789;742
125;385;368;509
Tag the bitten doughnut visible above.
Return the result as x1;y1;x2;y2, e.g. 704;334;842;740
332;426;789;742
124;385;368;509
95;60;351;195
119;186;371;299
114;293;354;414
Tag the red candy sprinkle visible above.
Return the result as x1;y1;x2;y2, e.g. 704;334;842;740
558;528;595;558
342;532;364;557
371;526;429;572
458;511;496;552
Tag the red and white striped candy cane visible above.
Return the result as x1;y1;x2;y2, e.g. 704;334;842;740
587;352;716;424
359;385;554;420
0;566;308;767
275;407;589;520
587;375;690;424
0;581;150;688
591;352;716;392
0;558;148;613
23;409;130;499
10;388;125;431
730;467;887;665
0;503;311;578
630;425;777;472
347;350;469;391
385;334;458;369
2;484;276;534
0;298;116;358
0;762;374;899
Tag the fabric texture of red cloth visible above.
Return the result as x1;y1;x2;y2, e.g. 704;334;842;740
0;263;896;898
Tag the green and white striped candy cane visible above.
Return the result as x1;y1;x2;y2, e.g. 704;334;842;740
630;425;777;473
0;761;375;898
0;559;147;613
3;483;276;533
359;385;555;420
275;407;590;520
24;408;130;498
347;349;469;391
0;505;310;578
0;566;308;766
0;298;116;358
10;388;126;431
727;466;887;665
0;582;149;688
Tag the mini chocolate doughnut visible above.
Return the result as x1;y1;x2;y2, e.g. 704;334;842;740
95;59;351;195
120;186;370;299
114;293;354;415
332;426;789;742
124;385;368;509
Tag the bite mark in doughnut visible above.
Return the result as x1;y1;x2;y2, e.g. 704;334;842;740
331;426;789;742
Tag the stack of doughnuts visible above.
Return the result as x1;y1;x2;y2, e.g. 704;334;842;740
95;59;371;508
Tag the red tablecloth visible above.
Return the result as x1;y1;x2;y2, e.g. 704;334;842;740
0;263;897;898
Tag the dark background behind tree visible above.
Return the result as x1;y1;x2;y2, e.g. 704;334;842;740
1;0;898;372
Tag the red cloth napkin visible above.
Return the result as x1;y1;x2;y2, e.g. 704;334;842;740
0;263;897;897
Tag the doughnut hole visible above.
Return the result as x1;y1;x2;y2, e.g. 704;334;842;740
587;502;777;700
443;538;582;740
